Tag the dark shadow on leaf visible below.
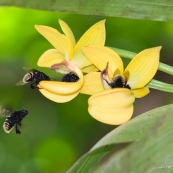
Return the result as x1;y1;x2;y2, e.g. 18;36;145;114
93;142;132;172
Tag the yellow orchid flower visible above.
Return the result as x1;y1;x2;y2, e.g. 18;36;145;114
81;46;161;125
35;19;105;103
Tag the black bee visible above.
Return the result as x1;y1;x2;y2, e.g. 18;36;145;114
103;74;131;89
61;72;79;82
108;75;125;88
3;109;28;134
17;69;50;89
101;63;130;89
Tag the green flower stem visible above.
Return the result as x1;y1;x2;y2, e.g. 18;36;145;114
112;47;173;75
148;79;173;93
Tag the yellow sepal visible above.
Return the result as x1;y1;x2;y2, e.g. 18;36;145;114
82;64;98;73
74;20;106;53
80;72;104;95
88;88;135;125
59;19;76;47
35;25;73;60
125;46;161;89
71;51;92;69
39;88;79;103
132;87;150;98
37;49;64;67
82;46;124;78
72;20;106;69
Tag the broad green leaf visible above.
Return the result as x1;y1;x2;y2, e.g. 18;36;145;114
66;145;115;173
67;104;173;173
95;105;173;173
1;0;173;21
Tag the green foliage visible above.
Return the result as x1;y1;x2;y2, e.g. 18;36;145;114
35;137;75;173
0;5;173;173
68;104;173;173
0;0;173;21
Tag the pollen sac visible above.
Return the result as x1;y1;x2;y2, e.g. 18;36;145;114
61;72;79;82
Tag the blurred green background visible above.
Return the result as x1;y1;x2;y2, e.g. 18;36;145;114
0;7;173;173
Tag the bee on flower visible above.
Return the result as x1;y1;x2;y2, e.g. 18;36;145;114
35;19;106;103
81;46;161;125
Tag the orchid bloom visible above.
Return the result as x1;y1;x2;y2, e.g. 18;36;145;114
81;46;161;125
35;19;105;103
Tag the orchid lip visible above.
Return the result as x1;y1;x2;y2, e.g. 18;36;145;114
51;64;58;71
51;63;79;82
51;63;64;72
50;60;83;84
51;61;76;74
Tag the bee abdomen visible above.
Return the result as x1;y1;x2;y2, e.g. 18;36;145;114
61;72;79;82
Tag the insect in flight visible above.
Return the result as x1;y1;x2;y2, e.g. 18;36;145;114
17;69;50;89
1;108;28;134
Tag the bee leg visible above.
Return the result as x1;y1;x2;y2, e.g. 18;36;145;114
30;83;37;89
15;124;21;134
30;83;41;89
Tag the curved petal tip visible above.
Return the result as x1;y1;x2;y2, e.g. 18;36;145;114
88;88;135;125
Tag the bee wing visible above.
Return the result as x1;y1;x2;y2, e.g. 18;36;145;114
16;80;27;86
23;67;34;72
0;105;12;118
16;67;35;86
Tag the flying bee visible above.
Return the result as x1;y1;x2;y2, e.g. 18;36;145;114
2;109;28;134
61;72;79;82
17;69;50;89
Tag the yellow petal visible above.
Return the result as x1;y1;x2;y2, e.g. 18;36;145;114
59;19;76;47
37;49;64;67
38;80;82;95
88;88;135;125
39;64;84;95
35;25;73;60
39;88;79;103
82;46;124;78
74;20;106;53
82;64;98;73
72;20;106;68
124;46;161;89
80;72;104;95
90;88;135;107
132;87;150;98
71;51;92;69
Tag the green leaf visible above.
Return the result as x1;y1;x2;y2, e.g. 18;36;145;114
67;104;173;173
67;145;115;173
1;0;173;21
